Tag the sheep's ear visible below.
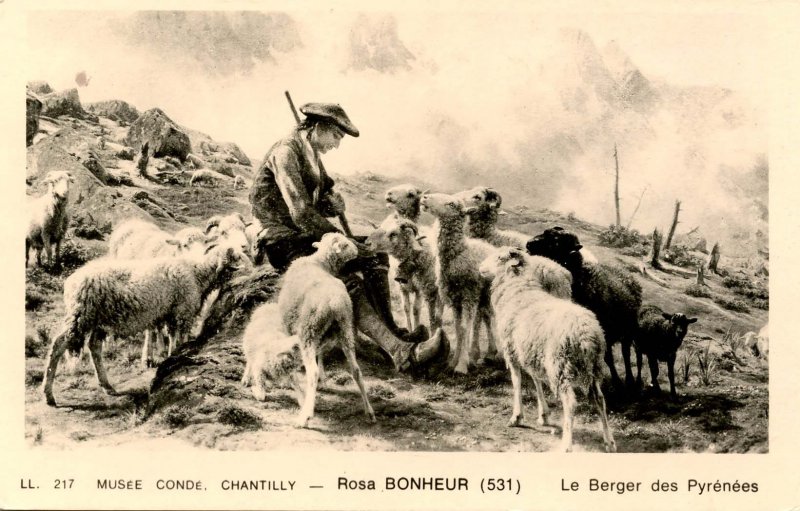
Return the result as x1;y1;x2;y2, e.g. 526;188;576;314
311;241;320;249
204;220;220;234
464;206;478;215
688;318;698;324
204;244;218;254
662;313;673;320
235;212;245;224
421;189;430;195
485;188;502;209
497;210;508;216
166;239;181;247
552;226;565;231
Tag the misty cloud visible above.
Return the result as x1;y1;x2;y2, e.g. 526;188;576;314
114;12;302;76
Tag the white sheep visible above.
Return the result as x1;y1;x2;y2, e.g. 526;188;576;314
233;175;247;190
241;302;301;401
42;243;250;406
742;322;769;360
189;169;227;187
277;232;376;428
26;171;74;268
479;247;616;453
420;192;497;373
366;217;441;333
385;183;423;223
204;212;252;259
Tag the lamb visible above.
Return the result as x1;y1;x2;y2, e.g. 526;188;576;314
42;243;250;406
479;247;616;453
634;305;697;399
26;171;74;268
277;232;375;427
233;175;247;190
241;302;301;401
384;183;423;222
366;217;441;332
189;169;227;187
527;226;642;391
420;192;497;373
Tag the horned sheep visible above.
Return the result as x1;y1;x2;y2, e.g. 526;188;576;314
189;169;227;187
42;243;250;406
277;232;376;427
480;247;616;453
527;226;642;390
634;304;697;398
26;171;74;268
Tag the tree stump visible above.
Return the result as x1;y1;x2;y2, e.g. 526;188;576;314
650;228;663;269
707;242;721;275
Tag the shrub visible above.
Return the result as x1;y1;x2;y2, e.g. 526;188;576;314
714;296;750;313
218;404;262;430
722;275;752;290
162;405;194;429
598;225;645;249
663;244;703;268
25;289;48;311
685;283;712;298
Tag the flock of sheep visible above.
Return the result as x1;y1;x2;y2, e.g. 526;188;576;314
27;171;706;452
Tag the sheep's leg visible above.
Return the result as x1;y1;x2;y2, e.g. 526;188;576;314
482;308;498;362
295;344;318;428
42;237;53;268
469;307;483;365
604;343;624;389
317;352;326;387
589;380;617;453
533;378;550;426
343;345;376;423
411;291;423;331
249;353;267;401
505;353;524;427
54;238;62;269
648;355;661;394
88;331;118;396
450;303;464;370
667;354;678;400
42;323;74;406
635;347;644;387
621;339;636;388
140;330;152;369
241;361;253;386
455;305;476;374
426;294;441;332
25;239;30;267
558;385;577;453
400;288;414;330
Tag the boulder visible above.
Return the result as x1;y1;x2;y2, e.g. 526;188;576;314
86;100;141;124
125;108;192;162
116;146;136;160
220;142;251;166
27;81;53;95
26;91;42;146
40;88;98;122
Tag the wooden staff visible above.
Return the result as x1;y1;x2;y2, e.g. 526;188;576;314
285;91;354;237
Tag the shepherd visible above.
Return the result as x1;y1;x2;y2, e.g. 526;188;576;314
249;96;447;372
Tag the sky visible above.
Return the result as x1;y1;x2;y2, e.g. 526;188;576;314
24;8;771;251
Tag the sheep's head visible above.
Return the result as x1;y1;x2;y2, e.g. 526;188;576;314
420;192;466;220
43;171;74;199
456;186;503;216
366;217;423;255
174;227;206;257
526;226;583;267
206;243;252;276
661;312;698;341
385;184;422;218
480;247;526;279
205;213;250;257
313;233;359;270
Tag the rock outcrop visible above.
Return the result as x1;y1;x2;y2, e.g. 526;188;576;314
27;81;53;95
86;100;141;124
125;108;192;162
40;88;97;122
26;91;43;146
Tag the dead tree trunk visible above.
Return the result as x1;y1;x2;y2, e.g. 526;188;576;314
707;242;721;275
650;228;663;269
136;141;150;178
696;264;707;286
614;144;621;228
626;186;647;229
664;200;681;250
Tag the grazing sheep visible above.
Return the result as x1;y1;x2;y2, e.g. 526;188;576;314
479;247;616;453
420;192;497;373
743;322;769;359
189;169;226;187
278;232;376;427
42;244;250;406
233;175;247;190
366;217;441;332
26;171;74;268
241;302;301;401
634;305;697;399
527;226;642;390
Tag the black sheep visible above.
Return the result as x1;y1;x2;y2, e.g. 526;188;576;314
635;305;697;398
526;226;642;390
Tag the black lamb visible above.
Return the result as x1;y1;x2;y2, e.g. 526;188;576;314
635;305;697;399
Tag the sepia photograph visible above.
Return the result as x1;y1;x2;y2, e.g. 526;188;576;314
5;1;798;509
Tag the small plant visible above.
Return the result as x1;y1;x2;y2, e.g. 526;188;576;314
684;283;712;298
218;404;262;430
33;427;44;445
696;340;717;386
721;328;746;365
678;347;696;384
